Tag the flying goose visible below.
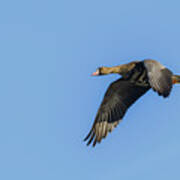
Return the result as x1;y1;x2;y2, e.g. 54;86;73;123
84;59;180;147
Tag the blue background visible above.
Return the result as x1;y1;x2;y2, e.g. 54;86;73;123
1;0;180;179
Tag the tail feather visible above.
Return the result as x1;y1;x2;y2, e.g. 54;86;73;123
172;75;180;84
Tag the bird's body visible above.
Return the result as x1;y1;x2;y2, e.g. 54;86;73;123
84;59;180;147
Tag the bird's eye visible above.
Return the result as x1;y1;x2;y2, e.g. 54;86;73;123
98;67;102;74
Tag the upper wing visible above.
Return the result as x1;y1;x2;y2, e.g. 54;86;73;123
84;78;150;147
143;60;173;97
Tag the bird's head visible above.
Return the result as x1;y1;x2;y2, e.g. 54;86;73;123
91;67;110;76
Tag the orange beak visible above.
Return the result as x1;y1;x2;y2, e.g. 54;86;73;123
91;70;99;76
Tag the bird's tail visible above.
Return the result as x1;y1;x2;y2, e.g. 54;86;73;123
172;75;180;84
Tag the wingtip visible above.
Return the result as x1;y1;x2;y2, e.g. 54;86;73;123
84;130;96;147
83;130;92;142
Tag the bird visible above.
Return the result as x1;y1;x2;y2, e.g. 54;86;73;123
84;59;180;147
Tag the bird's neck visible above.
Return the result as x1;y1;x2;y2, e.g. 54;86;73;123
100;66;122;75
101;62;137;76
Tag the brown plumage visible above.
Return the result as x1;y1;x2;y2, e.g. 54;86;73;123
84;59;180;147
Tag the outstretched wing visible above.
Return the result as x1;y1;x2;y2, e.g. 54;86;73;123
84;78;150;147
143;60;173;97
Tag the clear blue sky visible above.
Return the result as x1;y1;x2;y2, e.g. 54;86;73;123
0;0;180;179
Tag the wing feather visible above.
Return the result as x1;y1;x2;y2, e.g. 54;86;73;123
84;78;150;147
144;60;173;97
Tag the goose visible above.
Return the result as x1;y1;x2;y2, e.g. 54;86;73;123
84;59;180;147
